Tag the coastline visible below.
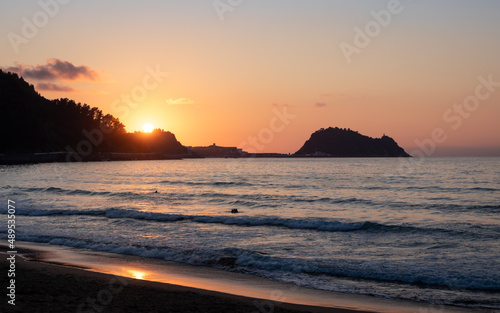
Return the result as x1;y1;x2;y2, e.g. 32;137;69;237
1;241;479;313
0;152;412;165
0;152;188;165
0;250;368;313
2;257;357;313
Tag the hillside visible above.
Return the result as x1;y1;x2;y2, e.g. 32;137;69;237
0;70;186;160
294;127;410;157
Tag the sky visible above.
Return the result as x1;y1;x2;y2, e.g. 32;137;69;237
1;0;500;155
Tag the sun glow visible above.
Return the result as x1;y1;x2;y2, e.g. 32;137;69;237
142;123;154;133
128;270;146;280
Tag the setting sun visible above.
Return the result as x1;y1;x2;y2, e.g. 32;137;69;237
142;123;154;133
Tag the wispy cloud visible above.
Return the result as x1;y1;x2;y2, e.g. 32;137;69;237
314;102;327;108
166;98;195;106
2;59;101;81
36;83;76;92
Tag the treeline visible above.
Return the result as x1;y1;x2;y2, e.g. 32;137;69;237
0;70;186;156
0;70;125;153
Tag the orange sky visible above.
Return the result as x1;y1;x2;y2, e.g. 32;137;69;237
2;0;499;155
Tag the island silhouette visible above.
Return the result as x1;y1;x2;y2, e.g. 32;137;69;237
295;127;410;157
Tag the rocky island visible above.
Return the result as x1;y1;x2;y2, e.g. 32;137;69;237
295;127;410;157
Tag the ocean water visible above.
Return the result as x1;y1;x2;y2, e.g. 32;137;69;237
1;158;499;310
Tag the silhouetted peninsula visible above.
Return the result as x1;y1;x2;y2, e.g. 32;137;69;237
0;70;187;163
294;127;410;157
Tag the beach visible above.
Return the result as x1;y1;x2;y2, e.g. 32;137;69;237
1;242;482;313
1;251;371;313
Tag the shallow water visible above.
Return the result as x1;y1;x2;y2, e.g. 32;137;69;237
1;158;499;310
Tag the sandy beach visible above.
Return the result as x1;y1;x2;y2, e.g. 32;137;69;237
1;255;372;313
2;242;481;313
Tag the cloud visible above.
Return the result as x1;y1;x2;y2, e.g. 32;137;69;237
314;102;327;108
36;83;76;92
166;98;195;106
2;59;100;81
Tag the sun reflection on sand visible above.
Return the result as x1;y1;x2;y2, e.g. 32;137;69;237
127;269;147;280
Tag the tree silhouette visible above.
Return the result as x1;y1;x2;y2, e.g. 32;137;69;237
0;69;184;158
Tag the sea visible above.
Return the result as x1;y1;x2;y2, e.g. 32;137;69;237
1;158;499;311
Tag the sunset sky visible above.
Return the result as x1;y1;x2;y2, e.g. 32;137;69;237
1;0;499;155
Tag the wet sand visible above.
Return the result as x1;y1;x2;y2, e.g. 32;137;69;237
0;242;475;313
1;256;373;313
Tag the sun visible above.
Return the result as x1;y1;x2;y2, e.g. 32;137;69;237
142;123;154;133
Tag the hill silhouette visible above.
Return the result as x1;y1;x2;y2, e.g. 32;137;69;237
295;127;410;157
0;70;186;161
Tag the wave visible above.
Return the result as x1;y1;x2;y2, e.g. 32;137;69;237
7;207;366;231
4;208;106;216
290;196;374;205
6;207;499;238
12;185;379;208
10;235;500;293
366;184;500;194
9;186;500;215
14;186;192;202
403;203;500;214
20;186;113;197
158;180;254;187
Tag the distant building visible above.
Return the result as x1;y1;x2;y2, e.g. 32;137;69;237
187;144;248;158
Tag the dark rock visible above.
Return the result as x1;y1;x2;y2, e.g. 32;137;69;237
294;127;410;157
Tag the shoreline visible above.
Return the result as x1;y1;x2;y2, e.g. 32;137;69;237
1;241;479;313
3;257;336;313
0;152;414;165
0;251;368;313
